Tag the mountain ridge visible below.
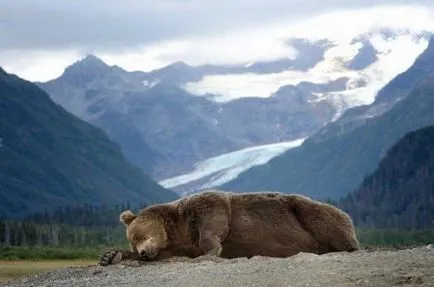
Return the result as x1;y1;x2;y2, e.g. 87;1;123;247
0;67;178;219
39;47;340;178
38;31;431;180
222;37;434;200
309;35;434;144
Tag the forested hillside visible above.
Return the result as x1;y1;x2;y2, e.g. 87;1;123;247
339;125;434;229
0;67;178;219
0;204;133;248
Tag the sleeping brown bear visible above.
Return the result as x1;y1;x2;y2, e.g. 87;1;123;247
99;190;359;265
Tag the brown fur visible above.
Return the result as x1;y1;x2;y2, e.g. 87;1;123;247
105;190;359;264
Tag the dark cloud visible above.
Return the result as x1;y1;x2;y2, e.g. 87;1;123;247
0;0;432;52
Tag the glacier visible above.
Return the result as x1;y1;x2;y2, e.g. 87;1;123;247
160;31;431;195
159;138;306;195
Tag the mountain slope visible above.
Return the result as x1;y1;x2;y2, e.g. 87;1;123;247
0;67;178;219
90;109;164;175
38;56;163;174
40;57;337;179
38;31;429;179
222;38;434;200
338;125;434;229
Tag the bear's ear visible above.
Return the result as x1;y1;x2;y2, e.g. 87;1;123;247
120;210;137;226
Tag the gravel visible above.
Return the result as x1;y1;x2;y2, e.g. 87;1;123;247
3;245;434;287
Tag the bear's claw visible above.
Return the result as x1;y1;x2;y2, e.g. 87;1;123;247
99;250;123;266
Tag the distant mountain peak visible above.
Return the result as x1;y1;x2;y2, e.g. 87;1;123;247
164;61;191;70
149;61;191;74
82;54;107;64
59;54;113;84
69;54;110;70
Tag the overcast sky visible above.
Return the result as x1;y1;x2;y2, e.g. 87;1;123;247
1;0;434;81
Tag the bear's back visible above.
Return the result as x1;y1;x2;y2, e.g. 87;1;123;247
220;192;320;258
227;192;298;224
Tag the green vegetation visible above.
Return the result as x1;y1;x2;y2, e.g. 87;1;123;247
0;204;132;251
356;228;434;248
0;229;432;261
338;125;434;230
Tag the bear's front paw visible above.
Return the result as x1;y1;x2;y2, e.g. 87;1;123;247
99;250;123;266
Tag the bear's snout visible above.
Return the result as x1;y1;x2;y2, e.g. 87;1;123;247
139;250;150;260
138;248;157;261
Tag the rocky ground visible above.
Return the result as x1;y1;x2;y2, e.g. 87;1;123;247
2;245;434;287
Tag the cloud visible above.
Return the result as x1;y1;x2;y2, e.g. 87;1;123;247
100;28;300;72
101;5;434;71
184;32;430;103
1;0;433;52
0;1;433;81
0;50;82;82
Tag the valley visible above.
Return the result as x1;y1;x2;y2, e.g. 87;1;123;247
37;29;431;185
1;3;434;285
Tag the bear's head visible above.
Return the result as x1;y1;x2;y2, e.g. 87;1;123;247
119;209;169;261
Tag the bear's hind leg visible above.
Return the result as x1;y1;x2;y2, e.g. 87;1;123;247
286;195;360;254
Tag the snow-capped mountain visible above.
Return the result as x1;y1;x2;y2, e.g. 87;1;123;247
184;30;429;115
159;138;306;195
221;35;434;200
38;55;147;121
38;28;431;183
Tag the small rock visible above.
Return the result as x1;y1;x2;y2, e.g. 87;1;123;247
92;270;103;275
356;279;372;286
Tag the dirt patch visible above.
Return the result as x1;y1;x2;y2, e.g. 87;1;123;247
0;260;94;284
2;245;433;287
